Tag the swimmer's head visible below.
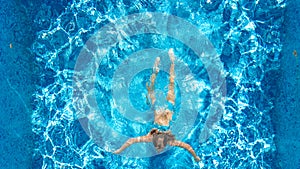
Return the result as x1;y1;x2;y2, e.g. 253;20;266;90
152;131;175;153
153;134;166;153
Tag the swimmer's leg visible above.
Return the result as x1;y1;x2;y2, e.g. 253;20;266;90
147;57;160;105
114;134;152;154
168;140;201;162
166;48;176;105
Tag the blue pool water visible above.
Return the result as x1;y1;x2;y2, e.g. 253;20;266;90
1;0;300;168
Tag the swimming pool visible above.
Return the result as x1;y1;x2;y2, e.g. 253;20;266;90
1;0;299;168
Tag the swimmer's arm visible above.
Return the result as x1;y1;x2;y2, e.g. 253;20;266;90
114;134;152;154
168;140;201;161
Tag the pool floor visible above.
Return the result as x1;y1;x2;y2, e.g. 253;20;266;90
1;0;300;168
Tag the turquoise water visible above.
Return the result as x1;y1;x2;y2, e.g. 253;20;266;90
2;0;300;168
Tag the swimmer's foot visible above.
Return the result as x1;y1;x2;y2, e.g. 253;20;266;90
168;48;175;63
153;57;160;74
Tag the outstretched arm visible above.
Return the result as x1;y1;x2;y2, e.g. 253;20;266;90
114;134;152;154
168;140;201;161
166;48;175;105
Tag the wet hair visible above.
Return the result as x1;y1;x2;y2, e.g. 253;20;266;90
150;128;158;135
152;131;175;149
